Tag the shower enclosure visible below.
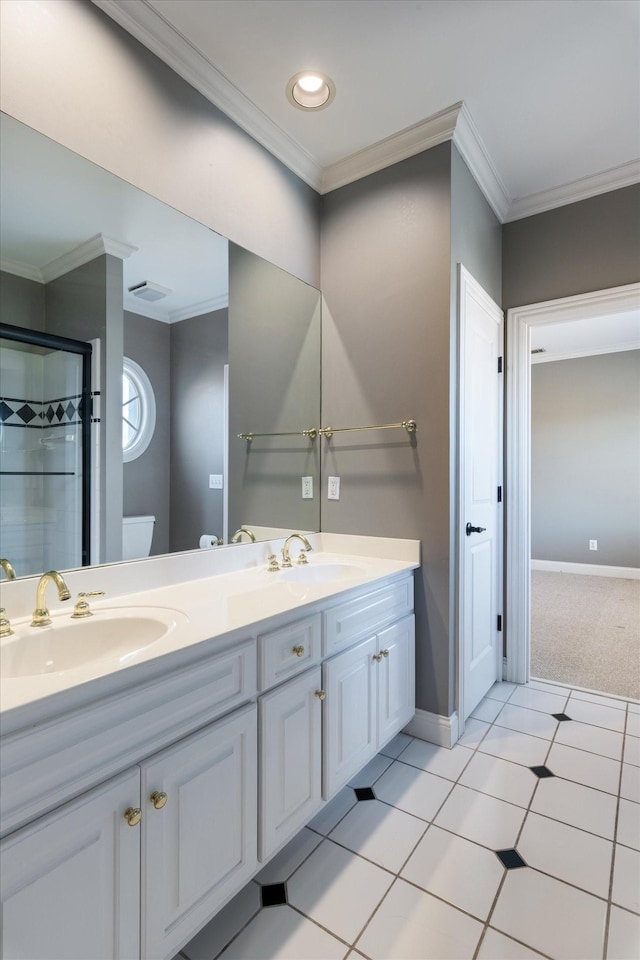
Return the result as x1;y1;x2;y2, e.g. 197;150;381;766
0;323;92;578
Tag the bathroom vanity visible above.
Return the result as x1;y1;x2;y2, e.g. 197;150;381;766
0;534;418;960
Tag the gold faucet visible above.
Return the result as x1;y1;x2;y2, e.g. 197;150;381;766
31;570;72;626
231;527;256;544
281;533;312;568
0;558;16;580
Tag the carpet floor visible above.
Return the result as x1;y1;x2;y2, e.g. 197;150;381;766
531;570;640;699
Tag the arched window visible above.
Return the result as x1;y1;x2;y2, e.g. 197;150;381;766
122;357;156;462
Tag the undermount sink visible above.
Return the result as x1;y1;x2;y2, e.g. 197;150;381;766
1;606;188;678
278;562;365;584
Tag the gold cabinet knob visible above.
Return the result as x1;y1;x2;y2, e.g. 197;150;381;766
315;690;326;701
292;645;305;657
124;807;142;827
381;649;389;658
372;653;383;663
150;791;168;810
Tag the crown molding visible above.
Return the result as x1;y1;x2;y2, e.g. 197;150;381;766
41;234;138;283
91;0;323;191
452;104;511;222
0;258;44;283
169;294;229;323
505;158;640;222
531;340;640;364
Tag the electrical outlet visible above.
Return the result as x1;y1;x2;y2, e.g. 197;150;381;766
589;539;598;551
328;476;340;500
302;476;313;499
209;474;223;489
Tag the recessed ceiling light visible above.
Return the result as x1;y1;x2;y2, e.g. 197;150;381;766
286;71;335;111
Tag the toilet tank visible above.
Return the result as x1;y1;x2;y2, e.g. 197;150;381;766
122;515;155;560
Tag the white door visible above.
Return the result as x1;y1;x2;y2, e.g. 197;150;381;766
323;636;377;799
0;768;141;960
141;703;257;960
376;615;415;746
459;265;504;722
259;666;323;861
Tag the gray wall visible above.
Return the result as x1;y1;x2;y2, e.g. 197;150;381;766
503;184;640;310
531;350;640;568
0;0;320;287
123;311;171;556
321;145;453;717
0;272;46;332
45;255;124;562
170;310;228;553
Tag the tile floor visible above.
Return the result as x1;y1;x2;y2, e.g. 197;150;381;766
177;680;640;960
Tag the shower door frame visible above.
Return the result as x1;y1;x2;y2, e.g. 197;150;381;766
0;322;93;568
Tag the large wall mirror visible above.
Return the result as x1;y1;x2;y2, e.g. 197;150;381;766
0;113;321;579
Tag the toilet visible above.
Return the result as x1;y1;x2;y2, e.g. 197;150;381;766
122;515;155;560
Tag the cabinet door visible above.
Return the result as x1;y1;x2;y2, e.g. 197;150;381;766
259;666;322;861
141;703;257;960
377;614;416;747
0;768;140;960
322;636;377;799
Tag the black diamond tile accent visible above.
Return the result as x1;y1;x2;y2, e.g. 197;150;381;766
55;403;65;421
260;882;287;907
552;713;572;721
354;787;376;801
65;401;75;419
496;848;527;870
530;765;555;778
45;406;55;423
17;403;36;424
0;401;13;422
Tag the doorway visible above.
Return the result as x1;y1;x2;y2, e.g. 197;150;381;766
505;282;640;692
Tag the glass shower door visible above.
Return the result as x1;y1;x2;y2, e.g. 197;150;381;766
0;325;91;579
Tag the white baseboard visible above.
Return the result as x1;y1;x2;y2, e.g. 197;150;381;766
531;559;640;580
403;709;459;748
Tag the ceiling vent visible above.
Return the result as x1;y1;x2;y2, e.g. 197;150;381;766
531;347;547;354
128;281;172;302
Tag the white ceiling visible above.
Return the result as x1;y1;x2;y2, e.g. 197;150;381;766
530;311;640;362
95;0;640;220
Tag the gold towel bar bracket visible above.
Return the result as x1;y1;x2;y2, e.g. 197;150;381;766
319;419;417;439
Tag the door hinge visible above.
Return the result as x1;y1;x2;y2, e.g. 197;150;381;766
497;485;502;503
497;356;503;374
497;614;502;632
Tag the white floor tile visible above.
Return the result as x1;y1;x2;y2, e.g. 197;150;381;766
517;811;613;898
471;697;504;723
554;719;624;760
627;712;640;738
531;776;618;839
477;928;546;960
356;878;483;960
621;762;640;803
307;786;356;836
457;717;490;749
495;703;559;740
459;751;537;809
255;828;322;885
617;798;640;851
509;685;569;714
492;868;607;960
565;698;627;732
478;724;549;768
607;905;640;960
612;844;640;913
399;740;474;781
374;760;454;821
182;882;261;960
287;839;393;944
401;825;503;920
546;741;621;794
348;754;393;789
628;701;640;715
624;735;640;767
217;904;346;960
529;678;571;696
486;681;517;702
433;784;525;849
329;798;425;873
379;732;413;759
570;689;628;711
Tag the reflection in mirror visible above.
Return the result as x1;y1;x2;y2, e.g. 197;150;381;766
0;113;321;578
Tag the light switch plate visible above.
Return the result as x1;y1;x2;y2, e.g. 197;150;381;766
209;474;223;489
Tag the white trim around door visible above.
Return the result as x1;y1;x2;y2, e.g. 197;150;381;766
505;281;640;684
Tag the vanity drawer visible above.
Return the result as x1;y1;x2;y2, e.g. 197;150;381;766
323;576;414;656
258;614;321;690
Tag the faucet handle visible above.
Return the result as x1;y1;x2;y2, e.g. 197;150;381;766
0;608;13;638
71;591;106;619
267;554;280;572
